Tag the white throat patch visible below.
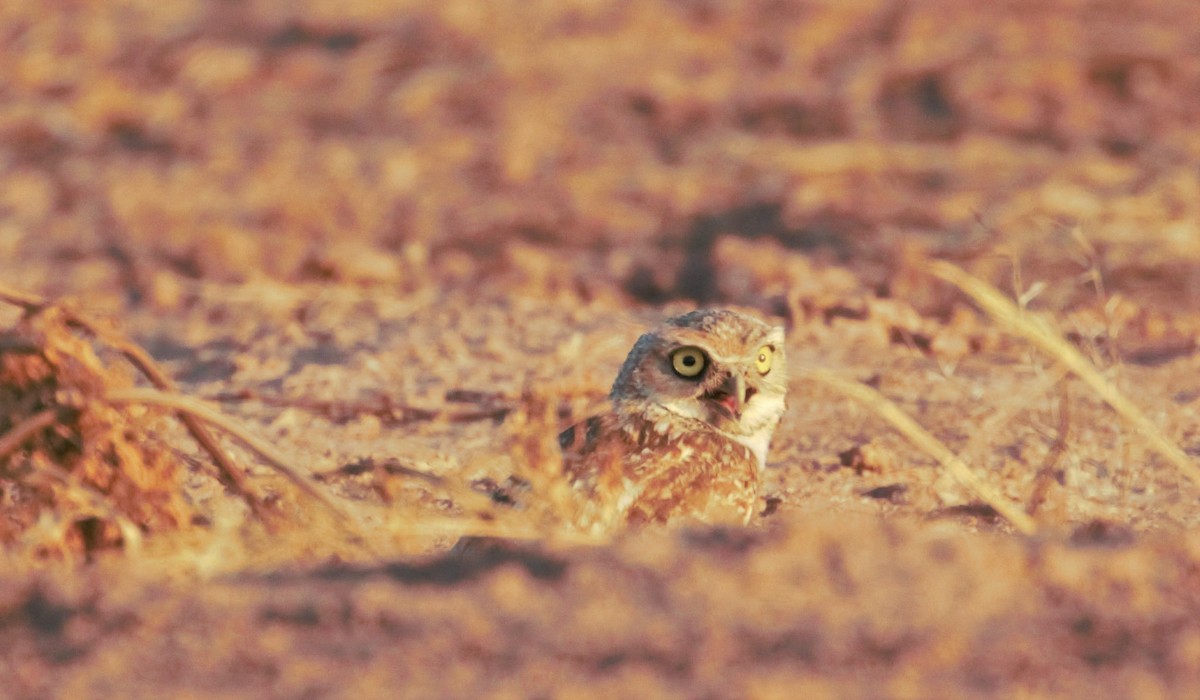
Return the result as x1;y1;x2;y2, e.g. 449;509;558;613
731;424;774;471
730;392;785;471
654;392;785;472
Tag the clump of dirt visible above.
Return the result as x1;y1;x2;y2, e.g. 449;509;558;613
0;306;189;558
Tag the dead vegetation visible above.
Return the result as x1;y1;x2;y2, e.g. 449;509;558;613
0;284;613;565
0;302;186;557
0;285;364;561
3;253;1195;555
5;0;1200;696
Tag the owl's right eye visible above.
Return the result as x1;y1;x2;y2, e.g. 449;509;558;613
670;346;707;378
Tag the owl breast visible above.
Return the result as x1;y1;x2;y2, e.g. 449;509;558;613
555;307;786;533
559;411;761;533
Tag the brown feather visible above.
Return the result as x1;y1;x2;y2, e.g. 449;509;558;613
555;308;786;534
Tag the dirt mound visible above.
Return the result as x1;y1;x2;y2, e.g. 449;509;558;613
5;511;1200;698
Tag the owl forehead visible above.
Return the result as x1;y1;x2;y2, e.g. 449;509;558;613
657;323;777;361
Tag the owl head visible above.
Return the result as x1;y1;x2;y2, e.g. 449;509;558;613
610;309;788;461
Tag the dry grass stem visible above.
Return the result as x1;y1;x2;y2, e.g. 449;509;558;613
800;367;1039;535
0;409;60;461
926;260;1200;490
1;303;193;552
318;459;520;519
208;390;512;425
959;364;1070;466
1;282;593;553
0;284;48;311
0;282;262;514
1029;382;1071;521
104;387;351;524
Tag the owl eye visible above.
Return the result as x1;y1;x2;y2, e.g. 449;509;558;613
670;346;707;378
755;345;774;375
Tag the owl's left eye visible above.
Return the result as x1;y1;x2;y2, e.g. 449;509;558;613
755;345;774;375
670;346;707;378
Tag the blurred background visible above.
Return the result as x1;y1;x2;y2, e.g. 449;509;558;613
8;4;1200;697
2;0;1200;316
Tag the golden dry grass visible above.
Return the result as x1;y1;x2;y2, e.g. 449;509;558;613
0;258;1188;555
0;303;187;558
0;285;608;567
928;260;1200;490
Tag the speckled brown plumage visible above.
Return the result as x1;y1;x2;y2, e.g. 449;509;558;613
560;309;788;533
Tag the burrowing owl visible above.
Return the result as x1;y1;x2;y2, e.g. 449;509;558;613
559;309;787;533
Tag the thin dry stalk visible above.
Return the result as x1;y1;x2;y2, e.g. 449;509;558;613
959;364;1070;467
925;260;1200;490
0;283;262;515
0;284;592;553
800;367;1038;535
104;387;351;524
317;459;518;517
1029;382;1070;520
506;387;588;530
0;409;60;461
0;285;45;310
205;390;513;426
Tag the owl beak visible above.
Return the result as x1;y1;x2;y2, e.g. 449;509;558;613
705;373;747;419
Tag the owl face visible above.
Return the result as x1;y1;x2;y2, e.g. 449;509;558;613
610;309;788;448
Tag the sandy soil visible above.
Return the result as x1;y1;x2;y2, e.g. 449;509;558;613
5;0;1200;697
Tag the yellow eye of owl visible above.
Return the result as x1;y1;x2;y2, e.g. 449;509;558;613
755;345;774;375
670;347;707;378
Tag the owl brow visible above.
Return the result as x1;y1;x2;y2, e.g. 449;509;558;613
705;350;761;364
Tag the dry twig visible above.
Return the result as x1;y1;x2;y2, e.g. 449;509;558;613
926;260;1200;489
1029;382;1070;519
0;409;60;461
105;387;351;524
0;282;263;515
799;367;1039;535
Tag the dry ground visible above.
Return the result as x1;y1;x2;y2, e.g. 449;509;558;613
4;1;1200;697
